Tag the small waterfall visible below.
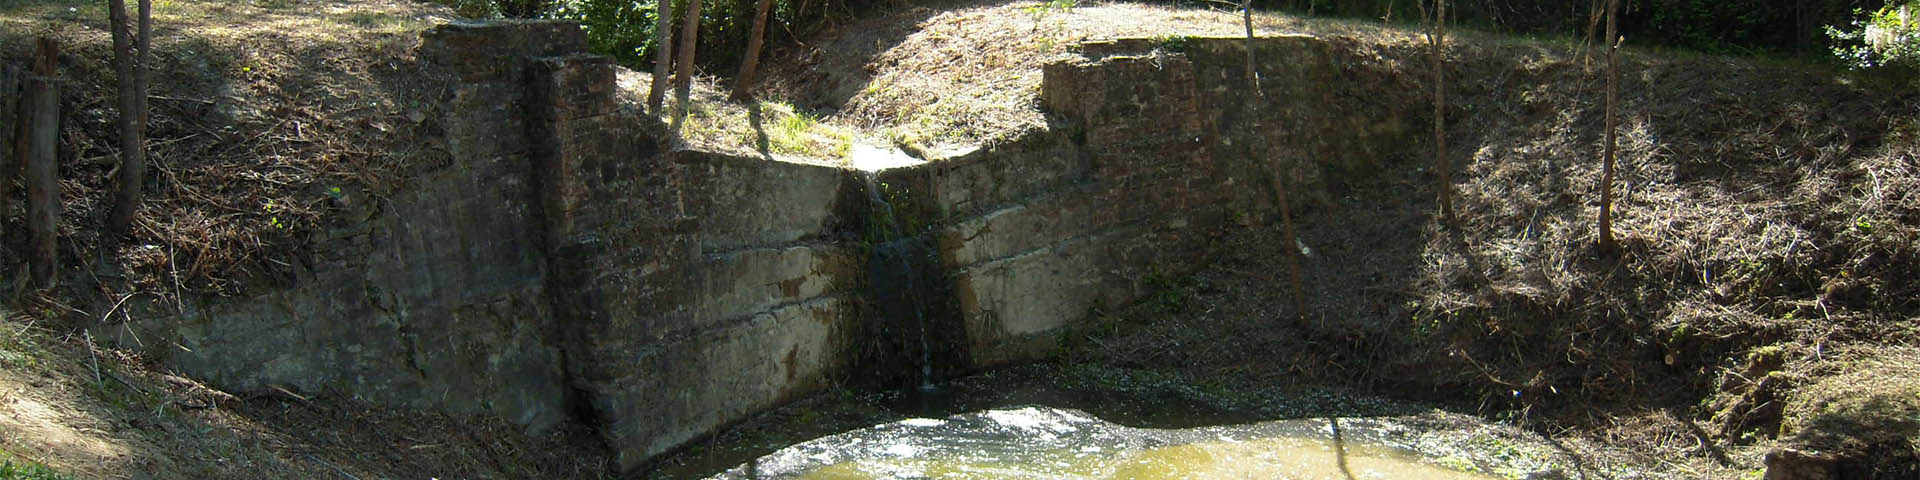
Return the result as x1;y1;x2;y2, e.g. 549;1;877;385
860;172;939;393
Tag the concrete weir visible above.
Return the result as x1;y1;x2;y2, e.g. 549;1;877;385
123;22;1412;470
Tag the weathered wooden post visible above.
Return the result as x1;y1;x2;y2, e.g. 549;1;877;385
2;64;19;236
24;38;62;288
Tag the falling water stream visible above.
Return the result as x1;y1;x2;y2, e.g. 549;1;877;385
861;172;937;393
786;163;1553;480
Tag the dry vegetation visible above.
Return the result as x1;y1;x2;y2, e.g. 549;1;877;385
617;70;857;167
2;1;617;478
761;1;1430;151
2;0;452;299
0;312;607;479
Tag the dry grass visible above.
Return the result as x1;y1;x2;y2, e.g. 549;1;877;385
617;71;856;167
1785;346;1920;436
2;0;455;296
0;2;623;476
761;0;1429;151
0;311;608;479
1777;346;1920;473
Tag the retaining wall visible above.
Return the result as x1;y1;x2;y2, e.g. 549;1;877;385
130;23;1412;471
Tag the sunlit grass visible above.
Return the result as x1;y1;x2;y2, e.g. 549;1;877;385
679;94;856;165
1;0;443;40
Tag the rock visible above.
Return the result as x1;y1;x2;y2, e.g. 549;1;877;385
1765;448;1838;480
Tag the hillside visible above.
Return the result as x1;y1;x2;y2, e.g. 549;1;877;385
1;1;613;478
0;0;1916;478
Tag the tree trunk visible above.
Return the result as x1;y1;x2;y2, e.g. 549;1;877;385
648;0;675;113
106;0;152;241
670;0;703;130
25;38;61;289
1242;1;1308;324
499;0;551;18
1581;0;1603;69
1599;0;1619;251
731;0;776;101
1432;0;1452;222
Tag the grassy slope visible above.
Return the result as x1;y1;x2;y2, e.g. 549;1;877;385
1;0;447;298
1;1;615;478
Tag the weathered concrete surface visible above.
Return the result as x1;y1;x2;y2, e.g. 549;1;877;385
539;139;865;469
1071;36;1413;221
133;23;1418;474
937;36;1408;365
154;22;593;431
134;23;870;470
511;28;871;470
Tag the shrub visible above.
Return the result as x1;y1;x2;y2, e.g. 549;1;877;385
1829;2;1920;70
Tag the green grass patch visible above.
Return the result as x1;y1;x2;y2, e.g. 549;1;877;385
0;450;70;480
0;315;55;377
683;98;854;162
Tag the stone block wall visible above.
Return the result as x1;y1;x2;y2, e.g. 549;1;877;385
135;23;1417;473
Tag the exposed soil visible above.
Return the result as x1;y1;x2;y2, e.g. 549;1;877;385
0;316;610;479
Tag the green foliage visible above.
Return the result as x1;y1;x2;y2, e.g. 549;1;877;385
1151;34;1193;52
0;462;68;480
1260;0;1866;58
439;0;887;70
1144;266;1191;314
552;0;789;69
1828;3;1920;70
0;450;69;480
1022;0;1078;19
0;314;54;376
548;0;663;67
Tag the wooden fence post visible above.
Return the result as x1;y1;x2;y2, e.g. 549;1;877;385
2;65;18;238
25;38;61;289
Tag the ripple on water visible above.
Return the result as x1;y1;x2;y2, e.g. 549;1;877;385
711;407;1509;479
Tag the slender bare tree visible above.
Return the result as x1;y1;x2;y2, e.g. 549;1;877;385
731;0;776;101
648;0;675;113
1429;0;1452;222
1240;0;1308;323
106;0;153;241
1579;0;1605;69
1599;0;1619;251
670;0;704;130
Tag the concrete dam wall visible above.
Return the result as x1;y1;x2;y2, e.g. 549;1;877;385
123;22;1413;470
